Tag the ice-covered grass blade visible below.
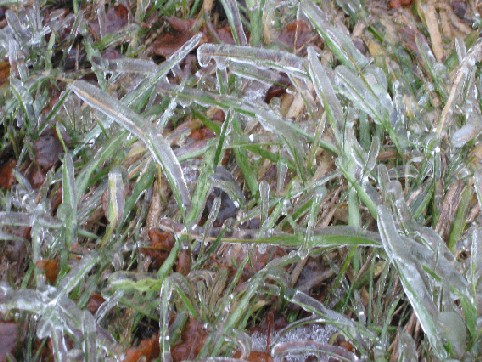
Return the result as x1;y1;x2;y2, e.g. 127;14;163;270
69;80;191;218
197;43;307;79
217;0;247;46
301;0;369;72
377;205;466;359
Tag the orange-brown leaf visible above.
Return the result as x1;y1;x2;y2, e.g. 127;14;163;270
233;351;273;362
0;159;16;189
123;334;159;362
35;259;59;284
86;293;105;314
140;229;175;269
0;61;10;87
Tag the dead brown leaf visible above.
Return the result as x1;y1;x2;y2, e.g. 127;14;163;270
89;5;129;40
0;61;10;87
0;159;16;189
278;20;323;55
123;333;160;362
33;129;64;170
389;0;413;9
171;318;207;362
0;322;19;362
35;259;59;284
140;229;175;269
86;293;105;314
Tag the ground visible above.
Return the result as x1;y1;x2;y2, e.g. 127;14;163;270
0;0;481;361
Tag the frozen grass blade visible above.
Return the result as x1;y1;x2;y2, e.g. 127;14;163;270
59;154;77;273
197;44;307;79
76;131;127;200
69;80;191;218
100;168;125;246
218;0;247;46
196;226;380;249
123;33;202;109
437;39;482;137
301;0;369;72
161;85;308;178
377;205;470;359
186;143;216;227
286;289;375;353
308;47;343;145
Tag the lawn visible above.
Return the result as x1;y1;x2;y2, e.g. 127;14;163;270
0;0;481;360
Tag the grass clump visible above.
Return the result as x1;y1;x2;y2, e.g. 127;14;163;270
0;0;481;360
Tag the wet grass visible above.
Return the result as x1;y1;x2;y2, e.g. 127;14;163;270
0;0;481;360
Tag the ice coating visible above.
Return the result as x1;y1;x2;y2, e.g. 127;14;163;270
197;43;307;78
377;205;458;359
218;0;247;45
70;80;191;216
301;0;369;72
438;40;482;136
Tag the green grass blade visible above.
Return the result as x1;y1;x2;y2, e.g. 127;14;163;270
69;80;191;218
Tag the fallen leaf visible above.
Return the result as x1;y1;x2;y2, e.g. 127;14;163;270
278;20;322;55
148;17;207;59
0;322;18;361
264;74;291;103
190;127;214;141
167;16;196;32
35;259;59;284
50;186;63;213
148;31;195;59
233;351;273;362
215;25;235;45
175;248;191;275
171;318;207;362
89;5;129;40
140;229;175;269
0;159;16;189
389;0;412;9
33;129;63;170
0;61;10;87
86;293;105;314
26;164;45;189
124;334;160;362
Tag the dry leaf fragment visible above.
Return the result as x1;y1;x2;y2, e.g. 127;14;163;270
0;61;10;87
140;229;175;269
148;17;207;59
124;333;160;362
0;322;19;361
0;159;16;189
175;248;191;275
33;130;64;170
389;0;413;9
171;318;208;362
278;20;323;55
35;259;59;284
190;126;214;141
89;5;129;40
86;293;105;314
